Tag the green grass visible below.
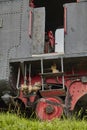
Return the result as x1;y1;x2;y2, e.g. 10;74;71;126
0;112;87;130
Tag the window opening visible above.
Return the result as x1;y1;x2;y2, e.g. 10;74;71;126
33;0;76;34
29;0;76;53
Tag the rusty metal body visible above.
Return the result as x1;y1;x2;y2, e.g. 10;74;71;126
0;0;87;120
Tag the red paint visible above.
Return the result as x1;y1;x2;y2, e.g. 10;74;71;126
69;80;87;110
48;31;55;48
18;90;28;106
35;97;63;120
31;75;41;85
40;89;65;97
29;0;35;8
76;0;80;2
19;69;87;117
29;95;37;103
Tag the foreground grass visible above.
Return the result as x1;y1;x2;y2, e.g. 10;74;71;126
0;112;87;130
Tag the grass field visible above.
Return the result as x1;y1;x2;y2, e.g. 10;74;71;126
0;112;87;130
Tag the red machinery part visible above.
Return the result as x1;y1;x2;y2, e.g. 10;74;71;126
68;80;87;110
35;97;63;121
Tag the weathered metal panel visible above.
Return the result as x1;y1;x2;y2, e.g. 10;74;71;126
64;2;87;57
0;0;14;1
32;7;45;54
9;0;32;59
78;0;87;2
0;14;20;48
0;0;21;14
0;0;32;94
0;0;23;84
55;28;64;54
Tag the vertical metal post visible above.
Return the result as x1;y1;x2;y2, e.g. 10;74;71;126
61;57;65;89
24;64;27;85
41;58;44;90
64;7;67;34
16;66;20;89
29;64;31;85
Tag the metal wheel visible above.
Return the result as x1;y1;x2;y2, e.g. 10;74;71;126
35;97;63;121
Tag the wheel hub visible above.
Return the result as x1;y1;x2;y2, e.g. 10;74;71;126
45;105;54;114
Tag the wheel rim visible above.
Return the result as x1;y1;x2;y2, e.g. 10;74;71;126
35;97;63;120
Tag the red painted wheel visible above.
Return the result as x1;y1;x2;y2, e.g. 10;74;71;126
35;97;63;121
